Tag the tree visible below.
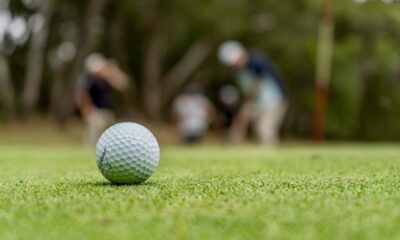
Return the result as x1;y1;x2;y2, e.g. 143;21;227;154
21;0;54;116
50;0;109;122
0;54;15;121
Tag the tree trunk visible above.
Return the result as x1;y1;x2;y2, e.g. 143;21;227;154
162;38;212;104
143;24;162;120
21;0;53;116
0;54;15;121
51;0;108;122
142;0;162;121
50;61;72;123
109;15;135;117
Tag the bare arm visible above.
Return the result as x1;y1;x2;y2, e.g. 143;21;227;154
98;61;129;91
75;88;94;119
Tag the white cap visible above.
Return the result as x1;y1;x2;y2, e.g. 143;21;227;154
85;53;106;73
218;40;245;66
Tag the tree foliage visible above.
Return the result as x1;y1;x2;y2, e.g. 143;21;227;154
0;0;399;140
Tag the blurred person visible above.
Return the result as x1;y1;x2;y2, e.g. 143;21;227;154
217;84;241;133
75;53;128;145
218;41;288;145
172;83;214;144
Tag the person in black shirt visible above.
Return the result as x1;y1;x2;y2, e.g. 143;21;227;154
75;53;128;145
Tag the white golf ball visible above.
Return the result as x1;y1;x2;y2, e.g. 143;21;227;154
95;122;160;184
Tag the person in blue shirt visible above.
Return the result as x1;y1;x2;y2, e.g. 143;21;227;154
218;41;288;145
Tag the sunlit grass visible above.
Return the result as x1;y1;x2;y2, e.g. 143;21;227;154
0;145;400;239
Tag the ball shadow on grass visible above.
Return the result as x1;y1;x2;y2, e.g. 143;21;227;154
88;180;159;187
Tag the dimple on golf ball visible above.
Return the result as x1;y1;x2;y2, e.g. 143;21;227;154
95;122;160;184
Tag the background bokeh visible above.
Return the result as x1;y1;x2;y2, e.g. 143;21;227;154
0;0;399;141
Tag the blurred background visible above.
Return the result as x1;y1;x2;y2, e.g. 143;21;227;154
0;0;399;145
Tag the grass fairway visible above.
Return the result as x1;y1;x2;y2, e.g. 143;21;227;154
1;144;400;239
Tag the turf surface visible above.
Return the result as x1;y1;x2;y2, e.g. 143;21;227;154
1;145;400;239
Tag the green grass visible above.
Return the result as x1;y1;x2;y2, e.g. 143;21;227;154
1;144;400;240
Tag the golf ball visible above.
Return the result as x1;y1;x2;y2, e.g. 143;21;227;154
95;122;160;184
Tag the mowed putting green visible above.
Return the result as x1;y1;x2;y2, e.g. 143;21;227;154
1;144;400;239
